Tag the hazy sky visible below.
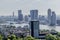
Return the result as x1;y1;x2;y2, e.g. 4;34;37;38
0;0;60;16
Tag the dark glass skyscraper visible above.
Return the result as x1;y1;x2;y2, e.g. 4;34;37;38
30;21;39;38
30;10;38;21
18;10;23;21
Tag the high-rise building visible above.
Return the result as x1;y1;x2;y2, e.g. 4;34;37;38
30;10;38;21
12;12;15;21
48;9;52;24
30;21;39;38
13;12;14;17
50;11;56;26
28;15;31;21
24;15;28;22
18;10;23;21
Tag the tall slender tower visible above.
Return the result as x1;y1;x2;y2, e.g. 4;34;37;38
12;12;15;21
13;12;14;17
48;9;52;24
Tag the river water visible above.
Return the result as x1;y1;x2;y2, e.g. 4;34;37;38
40;25;60;32
15;23;60;32
12;23;60;32
0;23;60;32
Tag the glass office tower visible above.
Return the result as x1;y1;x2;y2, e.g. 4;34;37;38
30;21;39;38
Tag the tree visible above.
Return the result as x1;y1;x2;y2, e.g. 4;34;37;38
57;32;60;37
0;34;3;40
17;37;22;40
24;35;34;40
45;34;57;40
7;34;17;40
56;36;60;40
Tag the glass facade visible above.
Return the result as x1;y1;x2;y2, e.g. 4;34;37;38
30;21;39;38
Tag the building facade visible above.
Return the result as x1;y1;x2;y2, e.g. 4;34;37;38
48;9;52;25
30;10;38;21
18;10;23;21
30;21;39;38
50;11;56;26
24;15;28;22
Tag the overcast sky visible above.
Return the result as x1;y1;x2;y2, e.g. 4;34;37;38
0;0;60;16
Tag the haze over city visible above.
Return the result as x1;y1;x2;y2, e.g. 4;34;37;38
0;0;60;40
0;0;60;16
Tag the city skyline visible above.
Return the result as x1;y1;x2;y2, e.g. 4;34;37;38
0;0;60;16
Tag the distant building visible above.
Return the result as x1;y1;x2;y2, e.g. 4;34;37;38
12;12;15;21
27;15;31;21
39;15;47;25
18;10;23;21
50;11;56;26
30;10;38;21
48;9;52;24
39;15;45;20
13;12;14;17
57;20;60;25
30;21;39;38
24;15;28;22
